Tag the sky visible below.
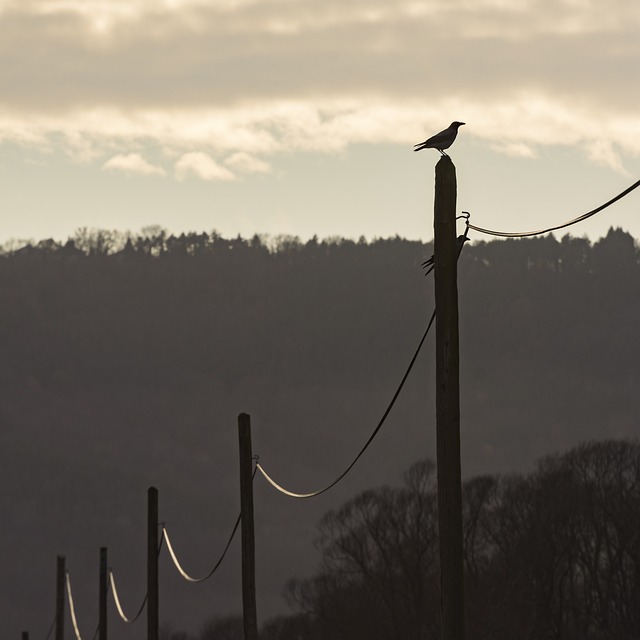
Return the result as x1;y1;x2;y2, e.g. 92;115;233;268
2;0;640;246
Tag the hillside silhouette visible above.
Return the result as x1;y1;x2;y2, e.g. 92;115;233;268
1;227;639;636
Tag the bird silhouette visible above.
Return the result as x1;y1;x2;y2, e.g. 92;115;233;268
414;121;465;155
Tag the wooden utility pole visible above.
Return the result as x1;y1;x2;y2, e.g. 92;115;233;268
147;487;159;640
55;556;65;640
433;155;465;640
21;631;29;640
99;547;108;640
238;413;258;640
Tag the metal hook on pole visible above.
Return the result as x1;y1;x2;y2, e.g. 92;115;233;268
457;211;471;239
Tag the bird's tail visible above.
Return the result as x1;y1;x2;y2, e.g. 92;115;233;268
413;143;427;152
421;256;434;276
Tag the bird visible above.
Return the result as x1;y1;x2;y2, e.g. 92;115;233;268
414;121;465;155
422;234;469;275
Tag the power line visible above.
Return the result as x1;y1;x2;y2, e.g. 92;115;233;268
162;465;256;583
467;177;640;238
256;308;436;498
162;512;241;583
65;572;85;640
109;531;165;624
109;570;148;624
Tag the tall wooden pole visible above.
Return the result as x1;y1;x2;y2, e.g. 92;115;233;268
22;631;29;640
147;487;159;640
99;547;108;640
55;556;65;640
433;155;465;640
238;413;258;640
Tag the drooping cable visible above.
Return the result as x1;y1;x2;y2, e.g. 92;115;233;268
109;570;148;624
109;528;165;624
256;308;436;498
162;466;256;583
467;177;640;238
65;572;84;640
163;518;239;583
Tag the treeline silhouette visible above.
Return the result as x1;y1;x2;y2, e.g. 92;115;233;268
284;439;640;640
2;225;637;395
1;227;639;637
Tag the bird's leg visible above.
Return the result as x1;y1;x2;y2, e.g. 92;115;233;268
439;150;448;157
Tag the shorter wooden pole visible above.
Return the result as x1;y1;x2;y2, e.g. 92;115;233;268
55;556;65;640
147;487;159;640
99;547;107;640
238;413;258;640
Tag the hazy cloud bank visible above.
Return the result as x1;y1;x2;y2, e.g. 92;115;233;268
1;0;639;176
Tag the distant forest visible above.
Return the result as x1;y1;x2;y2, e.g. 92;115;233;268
2;224;638;403
1;227;640;639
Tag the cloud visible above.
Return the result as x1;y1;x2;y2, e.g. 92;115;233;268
103;152;166;175
584;140;629;174
175;151;236;181
0;0;639;171
225;151;271;174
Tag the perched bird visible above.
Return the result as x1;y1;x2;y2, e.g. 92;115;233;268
414;121;465;155
422;235;469;275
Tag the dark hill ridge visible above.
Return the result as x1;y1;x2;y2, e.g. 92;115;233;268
1;227;639;636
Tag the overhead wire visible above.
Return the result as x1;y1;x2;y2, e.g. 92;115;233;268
163;518;239;583
162;466;256;583
109;528;165;624
65;572;85;640
109;570;148;624
467;177;640;238
256;309;435;498
256;234;470;499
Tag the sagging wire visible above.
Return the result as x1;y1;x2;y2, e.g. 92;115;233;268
257;311;435;498
163;519;239;583
109;570;148;624
65;572;85;640
109;528;165;624
162;466;257;583
467;177;640;238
